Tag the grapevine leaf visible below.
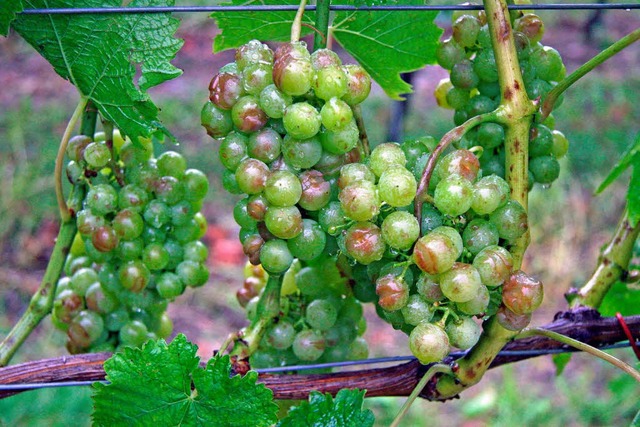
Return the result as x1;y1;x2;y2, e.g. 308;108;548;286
0;0;23;36
598;279;640;317
551;353;572;376
277;389;374;427
331;1;442;100
12;0;183;141
211;0;314;53
595;135;639;195
92;335;278;427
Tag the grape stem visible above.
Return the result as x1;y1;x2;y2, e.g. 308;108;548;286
569;206;640;309
353;104;371;158
540;27;640;120
291;0;308;43
230;274;283;359
54;97;88;222
313;0;331;50
517;327;640;383
414;109;501;234
389;364;452;427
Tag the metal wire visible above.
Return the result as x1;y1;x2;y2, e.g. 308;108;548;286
17;3;640;15
0;340;636;392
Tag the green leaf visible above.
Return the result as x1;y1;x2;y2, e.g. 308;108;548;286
12;0;183;141
551;353;572;376
332;1;442;100
598;279;640;317
277;388;374;427
92;334;278;427
211;0;314;53
0;0;23;36
596;135;639;195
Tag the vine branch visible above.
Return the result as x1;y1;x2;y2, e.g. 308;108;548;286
0;309;636;400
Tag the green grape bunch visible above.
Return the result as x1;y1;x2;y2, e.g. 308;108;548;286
53;130;210;353
434;8;569;189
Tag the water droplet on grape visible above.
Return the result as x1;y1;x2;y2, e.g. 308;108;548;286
541;183;551;190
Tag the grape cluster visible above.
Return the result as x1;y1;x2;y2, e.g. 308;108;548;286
434;9;569;188
52;131;210;353
337;144;543;364
202;39;371;276
239;261;368;368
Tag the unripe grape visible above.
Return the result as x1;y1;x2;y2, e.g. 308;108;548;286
451;60;479;90
434;174;474;216
551;130;569;159
434;78;454;109
436;38;465;70
378;167;417;208
53;289;84;324
381;211;420;251
236;40;274;70
264;205;303;239
201;101;233;138
259;84;292;119
287;219;326;261
264;170;302;207
176;260;209;288
435;149;480;182
306;299;338;330
471;175;510;215
311;48;341;69
529;124;553;158
452;14;481;48
119;260;151;292
376;274;409;311
319;120;359;155
209;72;244;110
314;65;348;100
68;310;104;348
320;97;353;131
292;329;325;361
338;163;375;189
242;62;273;96
231;96;268;133
66;135;92;162
342;64;371;105
86;184;118;216
439;262;482;303
409;322;450;364
119;320;149;347
298;170;331;211
502;270;544;315
445;87;470;110
473;245;514;287
113;208;144;240
496;304;531;331
489;200;528;241
247;194;269;221
259;239;294;274
283;102;322;140
338;180;379;221
318;201;348;235
529;155;560;184
83;141;111;169
446;317;482;349
344;222;386;265
477;122;505;150
416;273;445;302
247;127;282;164
456;283;490;315
368;143;406;178
92;225;119;253
235;158;269;195
401;294;433;326
462;219;499;256
281;135;323;169
118;184;149;213
413;232;459;275
473;49;498;83
515;13;545;43
267;320;296;350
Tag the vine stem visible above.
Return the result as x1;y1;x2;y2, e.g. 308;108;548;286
54;97;88;222
541;27;640;120
570;207;640;309
0;218;77;366
389;364;452;427
517;327;640;383
414;109;502;234
313;0;330;50
291;0;308;42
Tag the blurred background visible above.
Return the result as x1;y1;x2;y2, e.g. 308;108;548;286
0;1;638;425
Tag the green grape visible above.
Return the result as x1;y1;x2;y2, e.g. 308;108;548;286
91;225;119;253
319;119;359;155
201;101;233;138
477;122;504;150
116;238;144;261
306;299;338;330
439;262;482;303
176;260;209;288
83;141;111;169
368;143;406;178
242;62;273;96
489;200;528;241
233;198;258;230
85;282;119;314
118;184;149;212
472;245;514;287
413;231;459;275
235;158;269;195
264;170;302;207
113;208;144;240
400;294;433;326
529;155;560;184
436;38;466;70
434;174;474;216
551;130;569;159
209;71;244;110
86;184;118;216
183;241;208;263
157;151;187;179
259;84;292;119
247;128;282;164
292;329;326;362
445;87;471;110
320;97;353;131
450;60;479;90
344;222;386;265
341;64;371;105
52;289;84;324
70;268;100;297
119;260;151;292
462;218;499;256
514;13;545;43
298;170;331;211
377;167;417;208
142;242;170;271
119;320;149;347
260;239;294;274
287;219;326;261
381;211;420;251
154;176;185;206
416;273;445;302
313;65;348;100
473;49;498;83
496;304;531;331
219;131;248;172
231;96;268;133
456;284;490;316
452;14;481;48
264;206;303;239
529;124;553;158
376;274;409;311
338;180;380;222
318;201;348;235
281;135;323;169
530;46;564;82
435;149;480;182
311;48;341;70
67;310;105;349
445;316;482;350
409;322;450;364
66;135;92;162
267;320;296;350
471;175;510;215
283;102;322;140
348;336;369;360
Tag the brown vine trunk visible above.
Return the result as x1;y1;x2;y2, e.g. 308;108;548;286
0;309;637;400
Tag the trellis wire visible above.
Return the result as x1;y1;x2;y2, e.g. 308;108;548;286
0;340;636;392
17;3;640;15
